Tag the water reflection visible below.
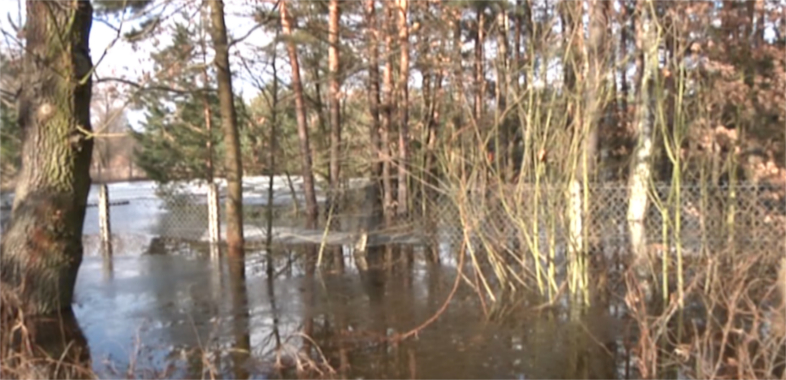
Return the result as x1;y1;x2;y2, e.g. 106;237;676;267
228;256;251;379
73;243;631;379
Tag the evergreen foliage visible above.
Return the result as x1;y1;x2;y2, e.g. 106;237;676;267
131;21;252;184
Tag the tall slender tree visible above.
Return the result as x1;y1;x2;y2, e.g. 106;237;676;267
365;0;384;217
328;0;341;212
396;0;410;218
281;0;319;226
627;0;658;293
474;4;486;125
208;0;245;257
381;2;396;221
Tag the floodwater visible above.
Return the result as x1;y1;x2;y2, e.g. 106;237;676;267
4;179;786;379
4;179;631;379
74;251;626;379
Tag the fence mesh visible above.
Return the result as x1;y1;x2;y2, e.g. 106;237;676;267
1;181;784;259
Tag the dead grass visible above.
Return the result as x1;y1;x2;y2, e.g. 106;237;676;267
622;248;786;380
1;288;93;379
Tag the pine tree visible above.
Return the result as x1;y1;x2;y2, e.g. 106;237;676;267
130;21;250;185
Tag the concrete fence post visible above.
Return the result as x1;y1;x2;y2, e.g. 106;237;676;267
98;184;112;256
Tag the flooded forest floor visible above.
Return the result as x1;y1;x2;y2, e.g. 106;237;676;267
2;181;786;379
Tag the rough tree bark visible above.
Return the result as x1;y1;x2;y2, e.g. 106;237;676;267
396;0;410;218
281;0;319;226
0;0;94;315
208;0;244;257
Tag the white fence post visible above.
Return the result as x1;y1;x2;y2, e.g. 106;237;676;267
98;184;112;256
207;181;221;258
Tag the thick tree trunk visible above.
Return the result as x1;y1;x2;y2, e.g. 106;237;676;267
208;0;244;257
396;0;410;218
365;0;384;218
281;0;319;226
328;0;341;213
0;0;94;315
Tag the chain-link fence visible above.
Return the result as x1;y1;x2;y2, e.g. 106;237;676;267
1;180;784;259
419;182;786;262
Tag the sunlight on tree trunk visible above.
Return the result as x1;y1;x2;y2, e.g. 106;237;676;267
208;0;244;257
328;0;341;215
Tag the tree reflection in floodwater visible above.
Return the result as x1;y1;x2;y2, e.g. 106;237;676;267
69;239;644;379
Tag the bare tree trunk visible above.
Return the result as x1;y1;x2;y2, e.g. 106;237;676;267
310;66;328;177
199;10;220;255
266;30;280;268
396;0;410;218
328;0;344;272
450;6;467;182
583;0;605;180
659;5;676;181
365;0;384;218
514;0;522;85
328;0;341;213
496;4;511;179
579;0;606;247
281;0;319;227
474;6;485;125
620;0;631;128
0;0;94;315
627;0;657;290
381;2;395;222
208;0;244;257
562;0;585;297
